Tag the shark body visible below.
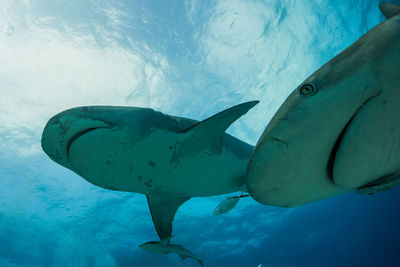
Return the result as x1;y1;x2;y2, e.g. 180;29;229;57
139;239;204;267
247;3;400;207
41;101;257;255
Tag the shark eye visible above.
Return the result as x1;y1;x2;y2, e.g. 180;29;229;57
298;83;317;96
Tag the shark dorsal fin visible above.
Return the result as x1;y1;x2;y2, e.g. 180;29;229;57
183;100;259;140
379;2;400;19
171;101;258;157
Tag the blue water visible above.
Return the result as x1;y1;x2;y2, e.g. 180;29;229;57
1;0;399;266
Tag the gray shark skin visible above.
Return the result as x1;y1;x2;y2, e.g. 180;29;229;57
139;240;204;267
246;2;400;207
41;101;257;247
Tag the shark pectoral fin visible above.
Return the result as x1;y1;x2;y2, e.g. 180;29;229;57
356;172;400;195
182;101;259;149
160;236;172;245
379;3;400;19
146;194;190;240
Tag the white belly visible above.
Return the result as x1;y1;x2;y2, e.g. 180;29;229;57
68;127;249;196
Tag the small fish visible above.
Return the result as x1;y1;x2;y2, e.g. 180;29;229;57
4;24;14;36
139;239;204;267
213;194;249;215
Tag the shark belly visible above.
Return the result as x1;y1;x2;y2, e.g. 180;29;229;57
162;144;249;196
68;127;251;196
69;127;149;193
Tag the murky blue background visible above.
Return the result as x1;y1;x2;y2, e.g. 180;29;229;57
1;0;399;266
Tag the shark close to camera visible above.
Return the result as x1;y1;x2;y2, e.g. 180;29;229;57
41;101;258;264
247;2;400;207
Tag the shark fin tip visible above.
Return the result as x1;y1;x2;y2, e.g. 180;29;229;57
379;2;400;19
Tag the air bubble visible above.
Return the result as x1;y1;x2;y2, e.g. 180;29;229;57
4;24;14;36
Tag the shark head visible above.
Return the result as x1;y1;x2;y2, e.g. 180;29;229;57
41;106;186;190
247;3;400;207
41;107;111;172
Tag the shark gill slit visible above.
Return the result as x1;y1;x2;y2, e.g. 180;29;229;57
66;127;109;161
326;90;382;181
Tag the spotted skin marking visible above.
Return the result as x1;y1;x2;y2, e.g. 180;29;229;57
106;160;116;165
129;164;134;171
59;120;73;137
148;161;156;168
145;179;153;188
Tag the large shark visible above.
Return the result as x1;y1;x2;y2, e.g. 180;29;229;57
246;2;400;207
41;101;258;261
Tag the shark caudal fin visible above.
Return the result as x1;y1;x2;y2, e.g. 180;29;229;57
379;2;400;19
146;193;190;240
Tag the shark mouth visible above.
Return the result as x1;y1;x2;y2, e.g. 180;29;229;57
66;126;109;161
327;90;382;181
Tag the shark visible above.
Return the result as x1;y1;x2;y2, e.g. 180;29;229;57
246;2;400;207
139;238;204;267
41;100;258;262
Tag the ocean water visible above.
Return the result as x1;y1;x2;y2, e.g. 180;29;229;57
1;0;400;266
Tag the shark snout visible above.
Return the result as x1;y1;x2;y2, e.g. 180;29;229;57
41;109;110;168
